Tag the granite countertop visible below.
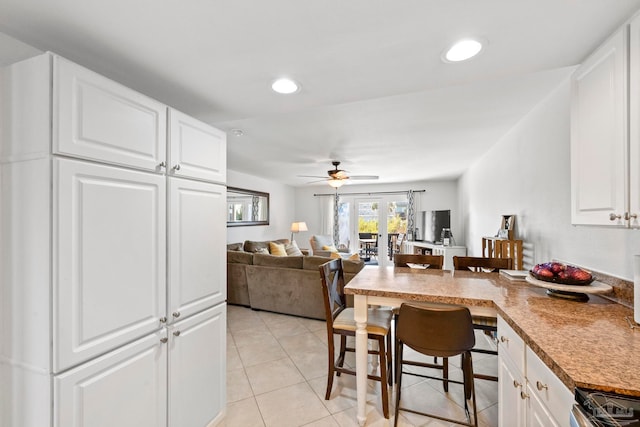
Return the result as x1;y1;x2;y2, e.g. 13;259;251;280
344;267;640;397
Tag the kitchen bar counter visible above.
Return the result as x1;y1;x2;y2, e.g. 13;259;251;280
344;267;640;397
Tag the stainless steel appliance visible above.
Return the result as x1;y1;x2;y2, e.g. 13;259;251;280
570;388;640;427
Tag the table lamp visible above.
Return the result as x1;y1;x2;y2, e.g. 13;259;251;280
290;221;308;243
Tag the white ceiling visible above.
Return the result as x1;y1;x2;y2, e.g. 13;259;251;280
2;0;640;186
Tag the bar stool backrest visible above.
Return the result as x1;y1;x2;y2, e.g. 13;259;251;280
319;258;347;323
394;254;444;269
396;302;475;358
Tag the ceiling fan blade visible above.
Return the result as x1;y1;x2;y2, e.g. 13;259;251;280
298;175;329;179
305;179;329;184
349;175;379;180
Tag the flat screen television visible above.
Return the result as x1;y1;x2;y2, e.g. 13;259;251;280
418;210;451;244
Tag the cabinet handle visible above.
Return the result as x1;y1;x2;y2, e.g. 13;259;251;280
500;336;509;343
159;317;167;323
158;161;166;169
160;337;168;343
173;330;181;337
513;380;521;389
609;213;621;221
520;391;529;400
172;164;181;172
625;212;638;221
172;311;180;318
536;381;548;391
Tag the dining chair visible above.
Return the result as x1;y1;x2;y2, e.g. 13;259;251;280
452;256;513;382
453;255;512;272
394;302;478;427
394;253;443;268
318;258;393;418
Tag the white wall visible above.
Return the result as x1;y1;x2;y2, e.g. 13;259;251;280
459;78;640;280
226;169;296;243
293;179;460;249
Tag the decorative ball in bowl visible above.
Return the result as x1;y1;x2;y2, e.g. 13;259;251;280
530;262;594;286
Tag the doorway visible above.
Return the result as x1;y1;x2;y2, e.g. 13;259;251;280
354;197;408;267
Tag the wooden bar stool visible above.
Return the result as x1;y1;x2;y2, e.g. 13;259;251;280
394;302;478;427
318;258;393;418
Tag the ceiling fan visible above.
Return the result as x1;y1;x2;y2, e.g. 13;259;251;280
299;161;379;188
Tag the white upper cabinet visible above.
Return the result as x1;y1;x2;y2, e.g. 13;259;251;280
571;26;628;226
168;178;226;321
168;109;226;183
54;158;167;372
571;12;640;228
54;55;167;171
629;15;640;226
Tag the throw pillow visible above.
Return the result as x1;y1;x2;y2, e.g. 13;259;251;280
285;241;303;256
322;244;339;253
269;241;287;257
255;247;269;255
348;252;360;261
330;251;341;259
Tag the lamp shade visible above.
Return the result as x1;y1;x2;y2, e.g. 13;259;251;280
290;222;308;233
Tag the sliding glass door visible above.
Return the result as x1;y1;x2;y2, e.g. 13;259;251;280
352;196;408;267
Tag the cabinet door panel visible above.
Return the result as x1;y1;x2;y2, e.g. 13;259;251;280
54;331;168;427
570;28;627;225
168;109;226;183
168;178;226;319
169;304;226;427
527;384;561;427
630;16;640;226
498;353;525;427
526;347;573;425
54;55;166;170
54;158;166;372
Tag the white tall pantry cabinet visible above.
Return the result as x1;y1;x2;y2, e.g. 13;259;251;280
0;53;227;427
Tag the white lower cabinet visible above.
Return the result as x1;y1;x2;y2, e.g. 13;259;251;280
54;304;226;427
497;317;573;427
54;331;168;427
498;348;526;427
169;304;226;427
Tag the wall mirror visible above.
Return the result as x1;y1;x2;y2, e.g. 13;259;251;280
227;187;270;227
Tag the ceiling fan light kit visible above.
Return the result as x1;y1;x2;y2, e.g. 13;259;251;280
298;160;379;187
328;179;345;188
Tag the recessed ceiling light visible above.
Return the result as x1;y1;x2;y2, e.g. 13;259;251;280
230;128;244;137
271;78;300;94
443;39;484;62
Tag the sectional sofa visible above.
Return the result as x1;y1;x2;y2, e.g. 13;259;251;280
227;239;365;320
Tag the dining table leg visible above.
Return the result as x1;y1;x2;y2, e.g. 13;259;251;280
353;294;368;426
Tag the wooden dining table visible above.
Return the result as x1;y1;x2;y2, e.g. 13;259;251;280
344;266;640;426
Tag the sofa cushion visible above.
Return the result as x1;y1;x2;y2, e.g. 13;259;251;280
331;251;361;262
269;241;287;256
309;235;335;253
303;255;364;274
285;241;303;256
244;239;289;253
253;253;304;269
227;250;253;265
227;242;244;251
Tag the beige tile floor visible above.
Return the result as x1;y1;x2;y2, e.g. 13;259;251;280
222;304;498;427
